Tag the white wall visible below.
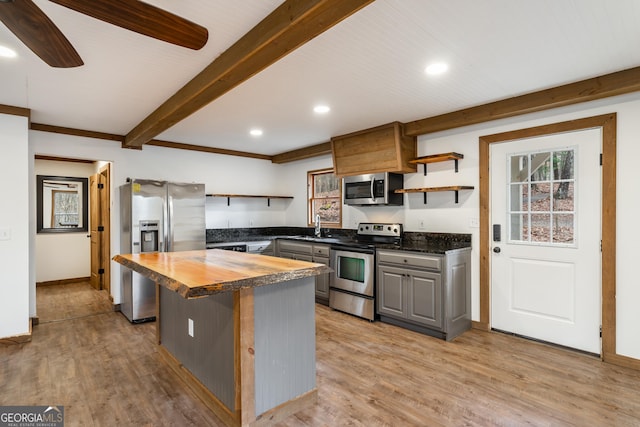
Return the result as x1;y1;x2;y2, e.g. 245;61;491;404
34;159;95;282
29;131;285;306
0;113;30;338
278;155;332;227
205;197;290;229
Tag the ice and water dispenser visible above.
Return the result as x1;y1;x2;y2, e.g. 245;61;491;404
139;220;159;253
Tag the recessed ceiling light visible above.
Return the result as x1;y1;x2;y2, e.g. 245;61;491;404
313;105;330;114
425;62;448;76
0;45;17;58
249;129;263;137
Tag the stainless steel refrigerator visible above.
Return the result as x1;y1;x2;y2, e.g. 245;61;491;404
120;179;205;322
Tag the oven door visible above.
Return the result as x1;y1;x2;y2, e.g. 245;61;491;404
330;249;374;296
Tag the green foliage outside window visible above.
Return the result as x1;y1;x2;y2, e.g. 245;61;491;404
308;169;342;226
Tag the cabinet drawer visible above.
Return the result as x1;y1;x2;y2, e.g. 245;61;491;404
279;251;313;262
312;244;330;257
377;250;441;271
278;240;313;255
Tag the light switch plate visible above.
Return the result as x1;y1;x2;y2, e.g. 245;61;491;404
0;228;11;241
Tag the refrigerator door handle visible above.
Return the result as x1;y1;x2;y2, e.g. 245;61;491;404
166;191;174;252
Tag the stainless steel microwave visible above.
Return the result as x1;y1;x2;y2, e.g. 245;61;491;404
343;172;403;206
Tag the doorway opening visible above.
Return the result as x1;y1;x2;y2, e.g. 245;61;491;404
34;156;113;320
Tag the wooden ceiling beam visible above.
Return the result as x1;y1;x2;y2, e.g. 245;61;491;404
35;154;94;164
29;122;275;160
0;104;30;118
124;0;374;148
147;139;272;161
31;123;123;142
271;141;332;164
404;66;640;137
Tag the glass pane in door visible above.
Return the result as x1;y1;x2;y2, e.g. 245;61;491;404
553;214;574;243
508;148;576;246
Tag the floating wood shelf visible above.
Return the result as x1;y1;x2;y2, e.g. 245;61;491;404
410;152;464;175
206;194;293;207
395;186;474;204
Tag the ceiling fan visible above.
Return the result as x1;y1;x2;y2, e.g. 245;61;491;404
0;0;208;68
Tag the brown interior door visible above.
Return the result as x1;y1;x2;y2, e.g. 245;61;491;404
90;173;102;290
98;165;110;295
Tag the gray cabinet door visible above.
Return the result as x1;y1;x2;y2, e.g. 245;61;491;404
314;257;330;299
377;265;405;317
407;270;442;329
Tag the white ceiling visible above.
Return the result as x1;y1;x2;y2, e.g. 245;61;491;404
2;0;640;156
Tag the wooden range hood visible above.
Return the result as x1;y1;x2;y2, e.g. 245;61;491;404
330;121;417;177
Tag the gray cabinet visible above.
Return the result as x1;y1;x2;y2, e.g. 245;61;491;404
277;240;330;305
377;248;470;341
312;246;330;302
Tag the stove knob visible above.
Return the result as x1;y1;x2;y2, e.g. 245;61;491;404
393;228;398;234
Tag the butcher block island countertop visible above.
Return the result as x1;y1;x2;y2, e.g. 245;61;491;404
113;249;330;427
113;249;330;298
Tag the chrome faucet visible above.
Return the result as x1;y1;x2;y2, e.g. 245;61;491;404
314;214;321;237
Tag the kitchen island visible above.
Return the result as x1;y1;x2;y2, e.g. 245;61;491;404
113;249;331;427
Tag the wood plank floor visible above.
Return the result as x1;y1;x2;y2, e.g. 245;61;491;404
1;282;639;426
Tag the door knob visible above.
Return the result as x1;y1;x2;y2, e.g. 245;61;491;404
493;247;501;253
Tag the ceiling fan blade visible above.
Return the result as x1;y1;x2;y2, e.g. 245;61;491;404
0;0;83;67
50;0;208;50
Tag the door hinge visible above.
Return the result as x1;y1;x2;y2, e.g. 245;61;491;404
600;325;602;338
98;225;104;232
98;268;105;275
600;153;603;166
98;183;104;189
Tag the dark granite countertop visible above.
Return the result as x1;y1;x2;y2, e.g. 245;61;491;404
374;241;471;255
206;227;471;255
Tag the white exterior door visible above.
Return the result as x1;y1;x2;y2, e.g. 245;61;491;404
490;129;601;353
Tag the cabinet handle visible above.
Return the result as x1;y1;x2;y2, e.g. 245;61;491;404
403;259;408;263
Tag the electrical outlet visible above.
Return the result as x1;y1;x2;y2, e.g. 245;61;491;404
249;219;254;227
188;318;194;337
419;220;425;229
470;218;480;228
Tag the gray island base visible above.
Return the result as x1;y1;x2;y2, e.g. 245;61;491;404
114;250;329;426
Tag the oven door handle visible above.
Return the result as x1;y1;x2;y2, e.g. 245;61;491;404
330;245;374;254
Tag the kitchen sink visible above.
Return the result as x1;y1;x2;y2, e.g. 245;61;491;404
289;236;343;244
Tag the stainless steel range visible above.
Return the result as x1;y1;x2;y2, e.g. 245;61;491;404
329;223;402;320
